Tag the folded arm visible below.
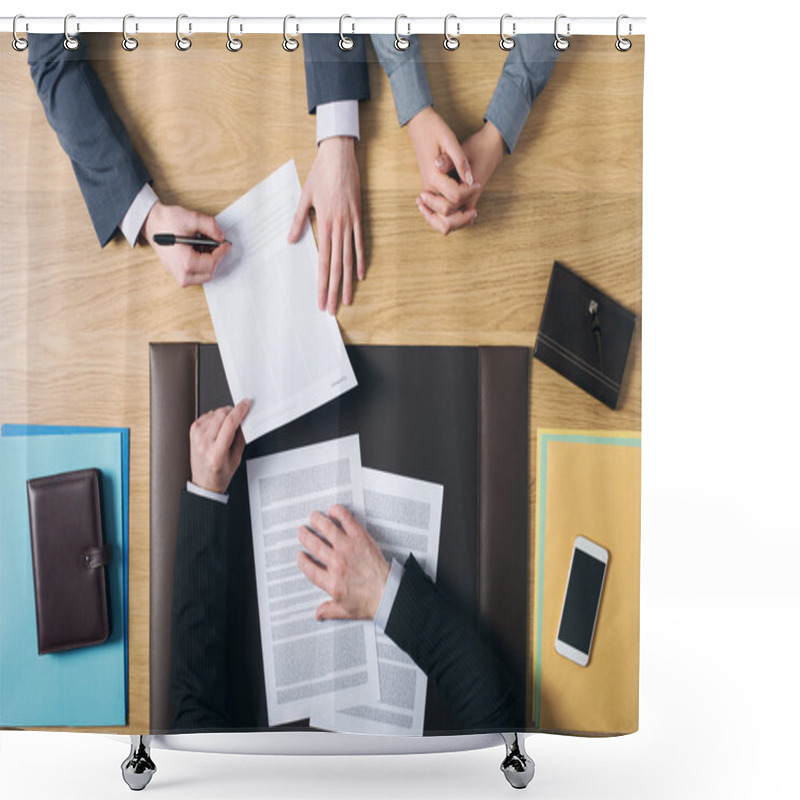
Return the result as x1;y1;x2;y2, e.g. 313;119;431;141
370;34;479;229
420;34;560;233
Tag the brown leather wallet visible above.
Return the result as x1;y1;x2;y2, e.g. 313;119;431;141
27;469;111;654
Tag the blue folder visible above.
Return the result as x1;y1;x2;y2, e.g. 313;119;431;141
0;431;127;726
1;423;129;688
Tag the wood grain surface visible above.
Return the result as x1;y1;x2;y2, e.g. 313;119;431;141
0;34;643;733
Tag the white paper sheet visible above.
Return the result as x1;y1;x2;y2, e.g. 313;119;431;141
310;468;444;736
205;160;357;442
246;435;380;726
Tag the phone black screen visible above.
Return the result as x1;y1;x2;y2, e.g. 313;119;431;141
558;548;607;654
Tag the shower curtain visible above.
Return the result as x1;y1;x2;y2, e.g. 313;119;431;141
0;27;643;741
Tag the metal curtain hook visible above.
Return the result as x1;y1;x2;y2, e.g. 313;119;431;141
63;13;79;51
394;14;410;51
226;15;243;51
443;14;460;51
283;15;299;51
122;14;138;51
12;14;29;51
176;14;192;51
339;14;354;51
554;14;570;50
499;14;515;51
615;14;632;51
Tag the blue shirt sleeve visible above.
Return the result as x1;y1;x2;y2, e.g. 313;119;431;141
370;34;433;126
485;35;559;153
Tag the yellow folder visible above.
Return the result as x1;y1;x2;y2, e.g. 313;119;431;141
533;430;641;734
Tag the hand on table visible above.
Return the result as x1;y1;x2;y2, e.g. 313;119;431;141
189;399;250;494
417;121;506;235
405;106;481;235
297;504;390;621
288;136;365;315
143;201;231;288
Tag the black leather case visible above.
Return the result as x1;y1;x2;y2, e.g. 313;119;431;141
534;261;636;409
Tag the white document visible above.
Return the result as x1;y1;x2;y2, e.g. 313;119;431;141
205;160;357;442
310;468;444;736
246;435;380;726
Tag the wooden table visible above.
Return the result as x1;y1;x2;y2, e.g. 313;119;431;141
0;34;643;733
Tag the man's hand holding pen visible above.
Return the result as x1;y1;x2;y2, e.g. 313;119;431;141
143;200;231;288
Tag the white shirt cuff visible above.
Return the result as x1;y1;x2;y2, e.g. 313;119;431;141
316;100;360;145
119;183;159;247
186;481;229;505
374;558;404;633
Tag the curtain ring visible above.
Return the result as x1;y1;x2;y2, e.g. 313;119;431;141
12;15;28;51
443;14;460;51
615;14;632;51
554;14;570;51
176;14;192;51
499;14;515;51
394;15;410;51
283;15;299;51
226;15;243;51
339;14;354;51
122;14;138;51
63;13;80;51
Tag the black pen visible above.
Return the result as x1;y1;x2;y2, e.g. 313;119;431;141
153;233;231;249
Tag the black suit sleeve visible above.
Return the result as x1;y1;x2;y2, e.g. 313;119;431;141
385;555;522;732
302;34;370;113
27;34;151;247
169;491;232;731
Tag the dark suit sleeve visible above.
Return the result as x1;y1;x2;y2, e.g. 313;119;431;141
385;554;522;732
27;34;151;246
169;491;232;731
302;34;370;113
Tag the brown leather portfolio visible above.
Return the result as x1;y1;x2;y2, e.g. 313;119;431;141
149;343;530;733
27;469;111;654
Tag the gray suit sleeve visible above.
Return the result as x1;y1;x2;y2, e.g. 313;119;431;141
27;34;151;247
370;35;433;126
485;34;559;153
302;34;370;113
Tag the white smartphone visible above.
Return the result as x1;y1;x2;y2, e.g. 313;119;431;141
555;535;609;667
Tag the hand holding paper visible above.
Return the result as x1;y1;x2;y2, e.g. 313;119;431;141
189;400;250;494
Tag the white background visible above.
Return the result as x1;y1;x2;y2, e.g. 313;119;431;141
2;1;798;798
